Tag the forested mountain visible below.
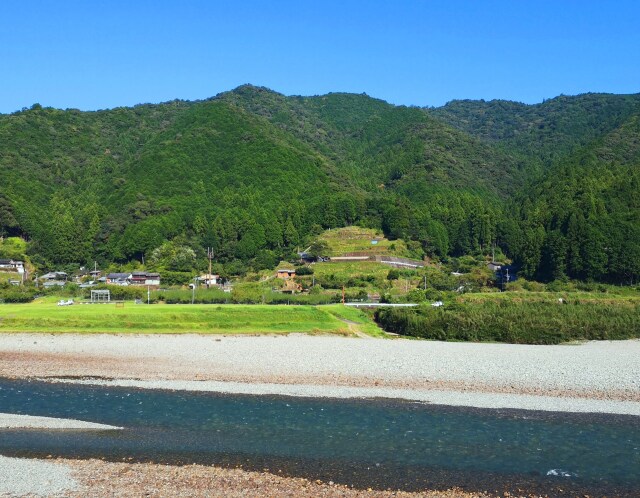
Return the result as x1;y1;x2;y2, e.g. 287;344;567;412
430;93;640;170
502;113;640;283
1;86;638;284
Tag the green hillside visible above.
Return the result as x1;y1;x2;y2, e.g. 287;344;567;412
504;114;640;284
430;93;640;168
1;86;639;285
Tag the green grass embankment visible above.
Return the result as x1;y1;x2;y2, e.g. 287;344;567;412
0;301;373;335
323;305;387;338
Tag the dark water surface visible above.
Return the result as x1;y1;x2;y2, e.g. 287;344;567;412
0;377;638;496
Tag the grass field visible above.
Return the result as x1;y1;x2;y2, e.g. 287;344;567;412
310;261;390;288
322;305;387;338
0;300;383;336
318;226;411;257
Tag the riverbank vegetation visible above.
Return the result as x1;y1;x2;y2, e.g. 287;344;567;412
375;293;640;344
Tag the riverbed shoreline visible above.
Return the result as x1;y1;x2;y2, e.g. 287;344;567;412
1;334;639;497
43;376;640;415
0;412;122;430
1;334;638;404
0;455;494;498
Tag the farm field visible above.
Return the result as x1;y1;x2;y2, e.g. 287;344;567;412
0;300;379;336
317;226;412;257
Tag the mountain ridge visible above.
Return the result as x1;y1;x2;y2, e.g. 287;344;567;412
1;85;638;284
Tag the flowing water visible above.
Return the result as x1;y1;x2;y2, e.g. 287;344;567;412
0;378;638;495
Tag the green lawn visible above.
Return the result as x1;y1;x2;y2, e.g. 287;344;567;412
0;300;383;336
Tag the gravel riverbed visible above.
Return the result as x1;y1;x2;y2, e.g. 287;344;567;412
0;455;78;497
0;456;491;498
1;334;638;403
0;413;122;430
1;334;638;497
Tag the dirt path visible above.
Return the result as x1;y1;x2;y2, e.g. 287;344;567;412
335;317;373;339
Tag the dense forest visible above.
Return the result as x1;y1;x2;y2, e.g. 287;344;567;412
1;86;638;284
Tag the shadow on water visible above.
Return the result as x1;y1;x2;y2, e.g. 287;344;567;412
0;377;638;496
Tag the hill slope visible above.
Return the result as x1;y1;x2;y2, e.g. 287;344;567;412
0;86;638;284
430;93;640;168
503;113;640;283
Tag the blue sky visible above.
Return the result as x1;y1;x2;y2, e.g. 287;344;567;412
1;0;639;113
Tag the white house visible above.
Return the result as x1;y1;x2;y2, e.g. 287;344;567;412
0;259;25;274
197;273;219;286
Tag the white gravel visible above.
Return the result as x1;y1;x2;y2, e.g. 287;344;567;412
2;334;639;415
0;413;121;430
53;377;640;416
0;455;78;496
3;334;639;391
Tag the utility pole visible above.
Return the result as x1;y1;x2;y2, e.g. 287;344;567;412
192;277;196;304
424;275;427;290
501;268;510;292
147;285;150;305
342;286;345;304
207;247;214;288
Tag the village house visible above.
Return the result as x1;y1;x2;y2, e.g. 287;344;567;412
197;273;219;286
145;272;161;286
275;269;302;293
129;272;161;286
276;269;296;279
73;269;91;283
40;271;68;281
129;272;147;285
106;272;161;286
0;259;25;274
106;273;131;285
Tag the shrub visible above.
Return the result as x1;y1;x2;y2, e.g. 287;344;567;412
375;300;640;345
0;288;37;303
387;269;400;281
522;280;546;292
295;266;314;276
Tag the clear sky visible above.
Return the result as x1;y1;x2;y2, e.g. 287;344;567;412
1;0;639;113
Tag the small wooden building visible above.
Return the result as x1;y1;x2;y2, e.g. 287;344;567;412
276;269;296;280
